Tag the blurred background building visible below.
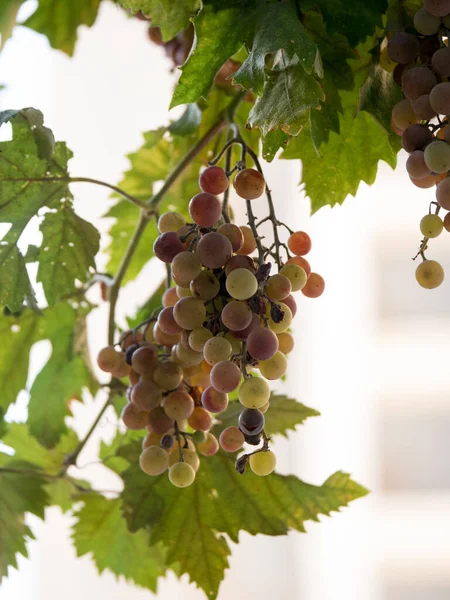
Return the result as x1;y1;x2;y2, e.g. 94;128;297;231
1;2;449;599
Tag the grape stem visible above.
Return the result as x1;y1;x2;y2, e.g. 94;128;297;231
174;421;184;462
0;466;120;497
234;428;271;473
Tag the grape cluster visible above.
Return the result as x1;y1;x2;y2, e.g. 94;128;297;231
97;162;324;487
383;0;450;288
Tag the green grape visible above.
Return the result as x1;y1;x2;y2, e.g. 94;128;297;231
171;251;202;287
268;302;293;333
420;214;444;238
175;343;204;367
265;274;292;301
277;332;295;354
139;446;169;475
239;377;271;409
203;336;232;365
226;268;258;300
259;351;288;380
279;264;307;292
190;270;220;301
415;260;445;289
169;447;200;471
189;327;213;352
424;141;450;173
176;285;193;298
153;361;183;391
169;462;196;487
162;390;195;420
249;450;277;476
157;211;186;233
173;297;206;329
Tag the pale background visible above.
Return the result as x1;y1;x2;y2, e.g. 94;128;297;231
1;2;450;599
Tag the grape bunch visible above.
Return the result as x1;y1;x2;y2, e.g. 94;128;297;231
383;0;450;288
97;161;324;488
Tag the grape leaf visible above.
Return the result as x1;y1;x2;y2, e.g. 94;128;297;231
23;0;102;56
0;0;25;49
213;393;320;439
170;4;251;108
0;461;49;582
37;202;100;306
28;303;97;448
99;428;144;475
303;12;355;148
0;109;98;310
233;0;321;96
118;0;200;40
358;64;403;153
248;54;324;136
73;495;167;591
1;424;85;511
168;104;202;137
300;0;388;46
0;308;41;415
281;110;398;212
106;128;205;283
261;130;290;162
121;447;368;599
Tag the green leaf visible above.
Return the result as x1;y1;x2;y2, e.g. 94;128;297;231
0;308;41;415
0;461;49;582
282;110;398;212
118;0;199;40
170;4;250;108
358;64;403;153
248;54;324;136
0;0;25;49
73;495;166;591
261;130;290;162
122;448;368;599
233;0;320;96
106;127;205;284
28;303;97;448
300;0;388;46
23;0;102;56
169;104;202;136
99;428;143;475
1;423;83;511
37;203;100;306
303;12;355;148
0;109;83;310
213;393;320;439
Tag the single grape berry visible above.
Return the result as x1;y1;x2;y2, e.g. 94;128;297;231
420;214;444;238
244;432;262;446
199;165;229;195
238;408;265;436
233;168;266;200
249;450;277;476
169;462;196;487
415;260;445;289
188;192;222;227
387;32;420;64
